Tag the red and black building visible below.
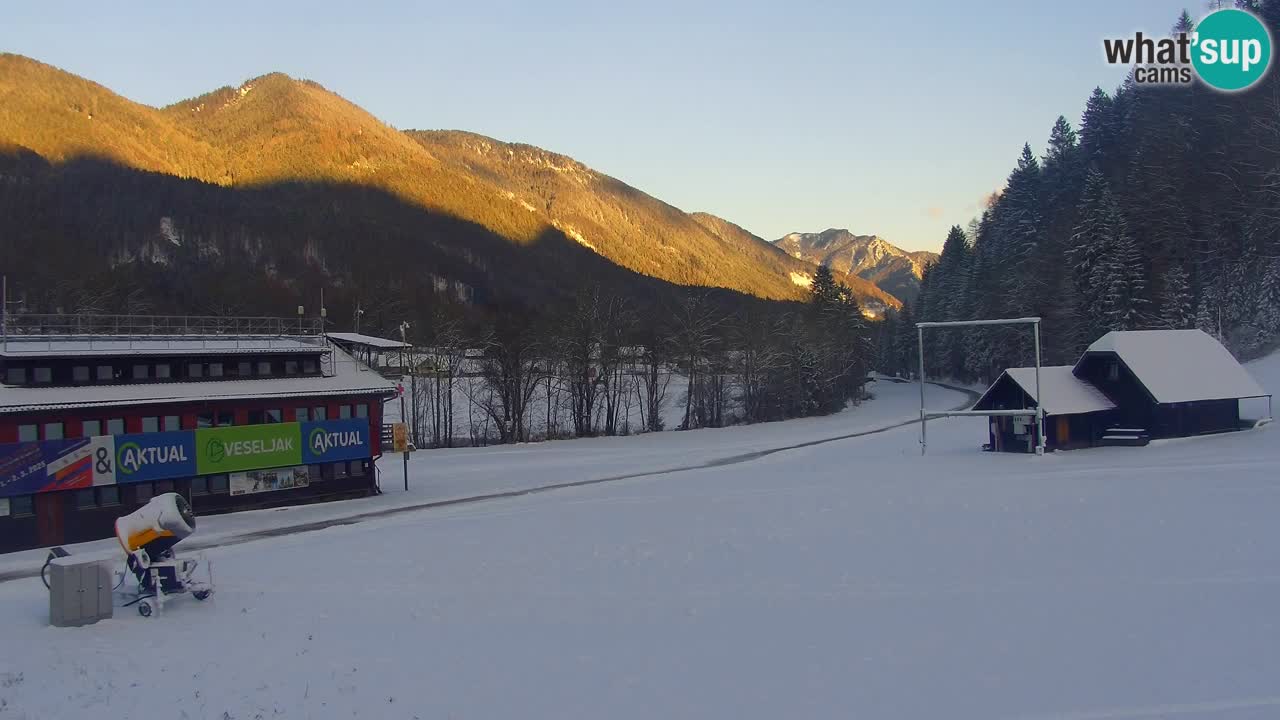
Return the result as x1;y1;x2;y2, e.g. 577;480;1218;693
0;316;398;552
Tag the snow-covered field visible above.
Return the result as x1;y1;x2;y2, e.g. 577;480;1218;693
0;362;1277;719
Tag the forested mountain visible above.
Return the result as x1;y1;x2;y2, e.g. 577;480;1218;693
0;54;897;327
877;4;1280;383
774;229;938;303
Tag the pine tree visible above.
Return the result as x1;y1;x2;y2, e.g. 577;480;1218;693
1159;263;1194;329
1258;259;1280;335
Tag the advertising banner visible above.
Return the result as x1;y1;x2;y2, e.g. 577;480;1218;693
230;464;311;496
113;431;196;484
301;419;370;464
0;437;115;497
196;423;302;475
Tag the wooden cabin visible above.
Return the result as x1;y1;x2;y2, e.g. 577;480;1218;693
973;329;1270;453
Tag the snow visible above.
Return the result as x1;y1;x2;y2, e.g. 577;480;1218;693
325;332;409;349
981;366;1117;415
1084;329;1268;403
0;348;394;414
1;361;1279;718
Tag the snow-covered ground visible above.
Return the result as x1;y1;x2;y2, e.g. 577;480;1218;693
0;362;1277;718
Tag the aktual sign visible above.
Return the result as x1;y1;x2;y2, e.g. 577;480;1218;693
196;423;302;475
0;419;374;498
114;431;196;484
302;418;370;464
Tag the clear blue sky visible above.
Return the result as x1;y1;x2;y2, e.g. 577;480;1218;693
3;0;1193;251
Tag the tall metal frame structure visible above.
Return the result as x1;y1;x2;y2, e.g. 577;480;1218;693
916;317;1044;456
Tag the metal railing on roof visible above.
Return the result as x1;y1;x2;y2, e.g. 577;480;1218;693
2;313;324;338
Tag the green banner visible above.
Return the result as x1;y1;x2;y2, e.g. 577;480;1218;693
195;423;302;474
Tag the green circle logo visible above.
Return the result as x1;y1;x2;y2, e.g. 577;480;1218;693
1192;9;1272;91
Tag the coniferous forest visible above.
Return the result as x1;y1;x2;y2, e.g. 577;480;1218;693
876;3;1280;383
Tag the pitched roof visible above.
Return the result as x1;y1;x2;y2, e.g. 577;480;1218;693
326;332;410;349
0;347;396;415
1080;329;1267;403
974;366;1116;416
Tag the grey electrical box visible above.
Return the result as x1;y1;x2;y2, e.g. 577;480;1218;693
48;557;113;627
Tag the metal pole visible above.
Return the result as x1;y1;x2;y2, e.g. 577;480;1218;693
400;391;408;492
1033;320;1045;455
918;326;926;455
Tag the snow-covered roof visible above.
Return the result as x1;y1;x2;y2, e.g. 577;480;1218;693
0;336;326;358
326;332;410;350
974;366;1117;416
1080;330;1268;403
0;348;396;415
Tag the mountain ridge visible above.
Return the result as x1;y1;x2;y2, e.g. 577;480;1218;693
773;229;938;303
0;54;900;315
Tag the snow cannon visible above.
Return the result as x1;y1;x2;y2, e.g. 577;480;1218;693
115;493;213;616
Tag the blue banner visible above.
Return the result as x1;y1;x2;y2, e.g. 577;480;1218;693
113;431;197;484
0;438;106;497
301;419;371;464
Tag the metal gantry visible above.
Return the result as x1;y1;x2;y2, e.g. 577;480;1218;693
916;317;1044;456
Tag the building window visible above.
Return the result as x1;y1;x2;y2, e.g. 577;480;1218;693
332;461;351;479
285;360;299;375
163;415;181;432
313;407;327;421
356;404;368;419
73;366;90;383
141;417;160;433
190;477;209;496
34;367;52;384
209;362;224;378
18;424;37;442
97;486;120;506
189;363;204;379
132;364;149;380
216;411;234;427
11;495;34;516
339;405;352;420
197;412;214;428
156;364;172;380
238;361;252;376
134;483;154;503
303;359;318;374
5;367;27;384
208;475;229;494
349;460;365;477
308;465;324;482
1108;362;1119;382
43;422;64;441
248;409;264;425
74;488;97;510
295;407;310;422
97;365;114;381
82;420;102;437
257;361;272;376
107;418;126;435
265;408;283;424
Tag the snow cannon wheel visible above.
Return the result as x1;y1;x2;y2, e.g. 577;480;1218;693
193;589;211;601
137;600;153;617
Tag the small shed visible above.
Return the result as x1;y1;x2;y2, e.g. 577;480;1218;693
972;366;1117;452
1073;329;1269;439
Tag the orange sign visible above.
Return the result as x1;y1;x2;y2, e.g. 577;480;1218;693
391;423;410;453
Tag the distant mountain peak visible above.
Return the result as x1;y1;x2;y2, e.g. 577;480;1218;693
772;229;937;304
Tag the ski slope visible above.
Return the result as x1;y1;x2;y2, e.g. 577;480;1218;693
0;362;1277;719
